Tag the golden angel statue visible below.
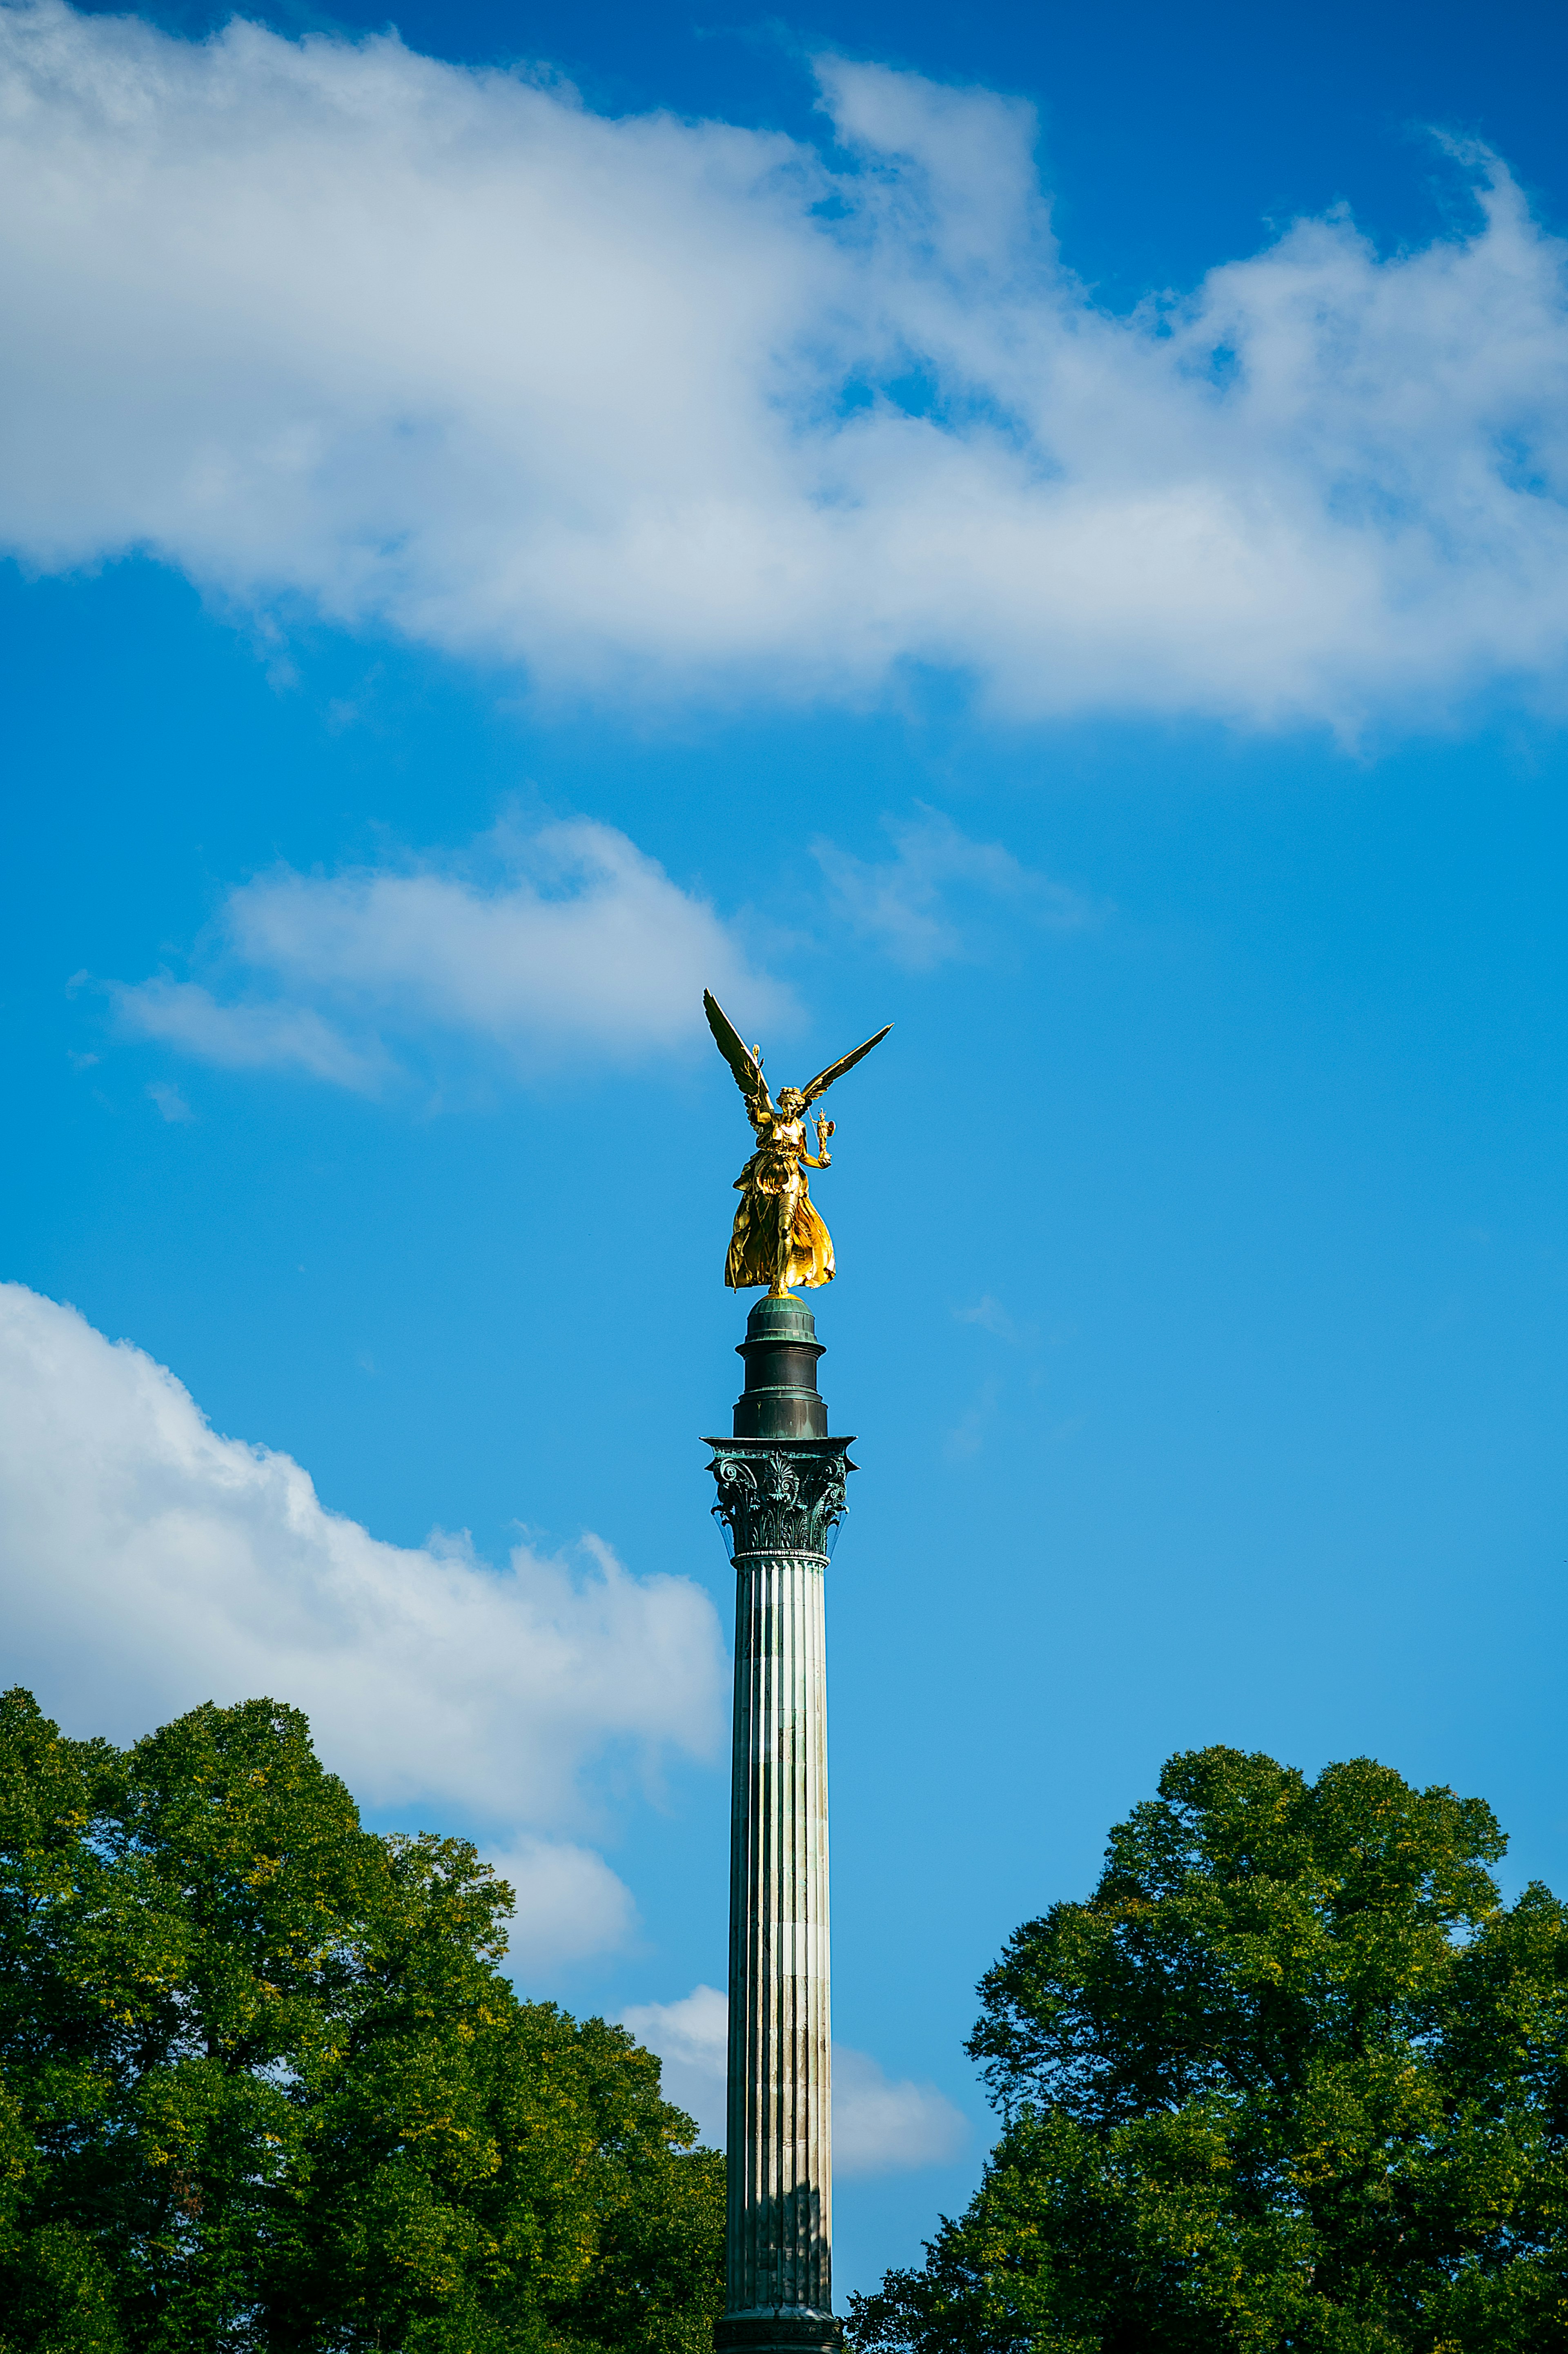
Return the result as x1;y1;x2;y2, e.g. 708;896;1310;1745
704;988;891;1296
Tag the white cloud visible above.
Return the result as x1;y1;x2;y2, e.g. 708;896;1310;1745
954;1294;1020;1341
620;1983;969;2172
145;1078;196;1123
621;1982;729;2142
831;2045;971;2177
112;817;786;1087
123;986;393;1090
485;1836;638;1979
3;6;1568;728
0;1281;726;1966
814;807;1094;968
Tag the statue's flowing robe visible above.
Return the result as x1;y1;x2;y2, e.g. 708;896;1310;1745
725;1120;835;1291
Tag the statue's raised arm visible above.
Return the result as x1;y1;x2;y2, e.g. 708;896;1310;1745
704;989;891;1297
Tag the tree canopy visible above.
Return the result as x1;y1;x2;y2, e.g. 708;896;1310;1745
851;1745;1568;2352
0;1686;723;2352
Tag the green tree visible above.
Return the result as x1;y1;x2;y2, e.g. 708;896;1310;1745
0;1686;723;2352
851;1746;1568;2353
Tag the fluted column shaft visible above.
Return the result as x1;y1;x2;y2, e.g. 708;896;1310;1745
726;1546;832;2316
708;1293;852;2354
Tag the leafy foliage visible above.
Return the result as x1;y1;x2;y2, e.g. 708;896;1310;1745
850;1746;1568;2352
0;1687;723;2352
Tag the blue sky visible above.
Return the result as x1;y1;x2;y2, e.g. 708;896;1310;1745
4;0;1568;2298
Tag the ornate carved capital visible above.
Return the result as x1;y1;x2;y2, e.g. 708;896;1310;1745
705;1436;855;1561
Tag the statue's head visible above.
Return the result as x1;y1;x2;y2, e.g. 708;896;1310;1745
778;1087;805;1115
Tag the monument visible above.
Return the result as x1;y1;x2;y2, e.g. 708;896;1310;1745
702;989;891;2354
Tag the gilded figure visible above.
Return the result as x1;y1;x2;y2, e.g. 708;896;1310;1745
704;988;891;1296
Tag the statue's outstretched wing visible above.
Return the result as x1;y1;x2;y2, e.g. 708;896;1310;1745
704;989;771;1107
800;1022;892;1106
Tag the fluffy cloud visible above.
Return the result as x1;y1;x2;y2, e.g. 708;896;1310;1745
113;818;785;1087
831;2045;971;2177
145;1078;196;1124
620;1984;970;2174
3;6;1568;729
484;1837;638;1979
122;987;394;1090
619;1984;732;2142
0;1281;726;1964
813;807;1094;968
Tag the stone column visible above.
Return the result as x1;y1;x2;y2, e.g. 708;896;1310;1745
708;1296;854;2354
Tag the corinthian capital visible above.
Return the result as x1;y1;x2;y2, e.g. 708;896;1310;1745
706;1436;855;1560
